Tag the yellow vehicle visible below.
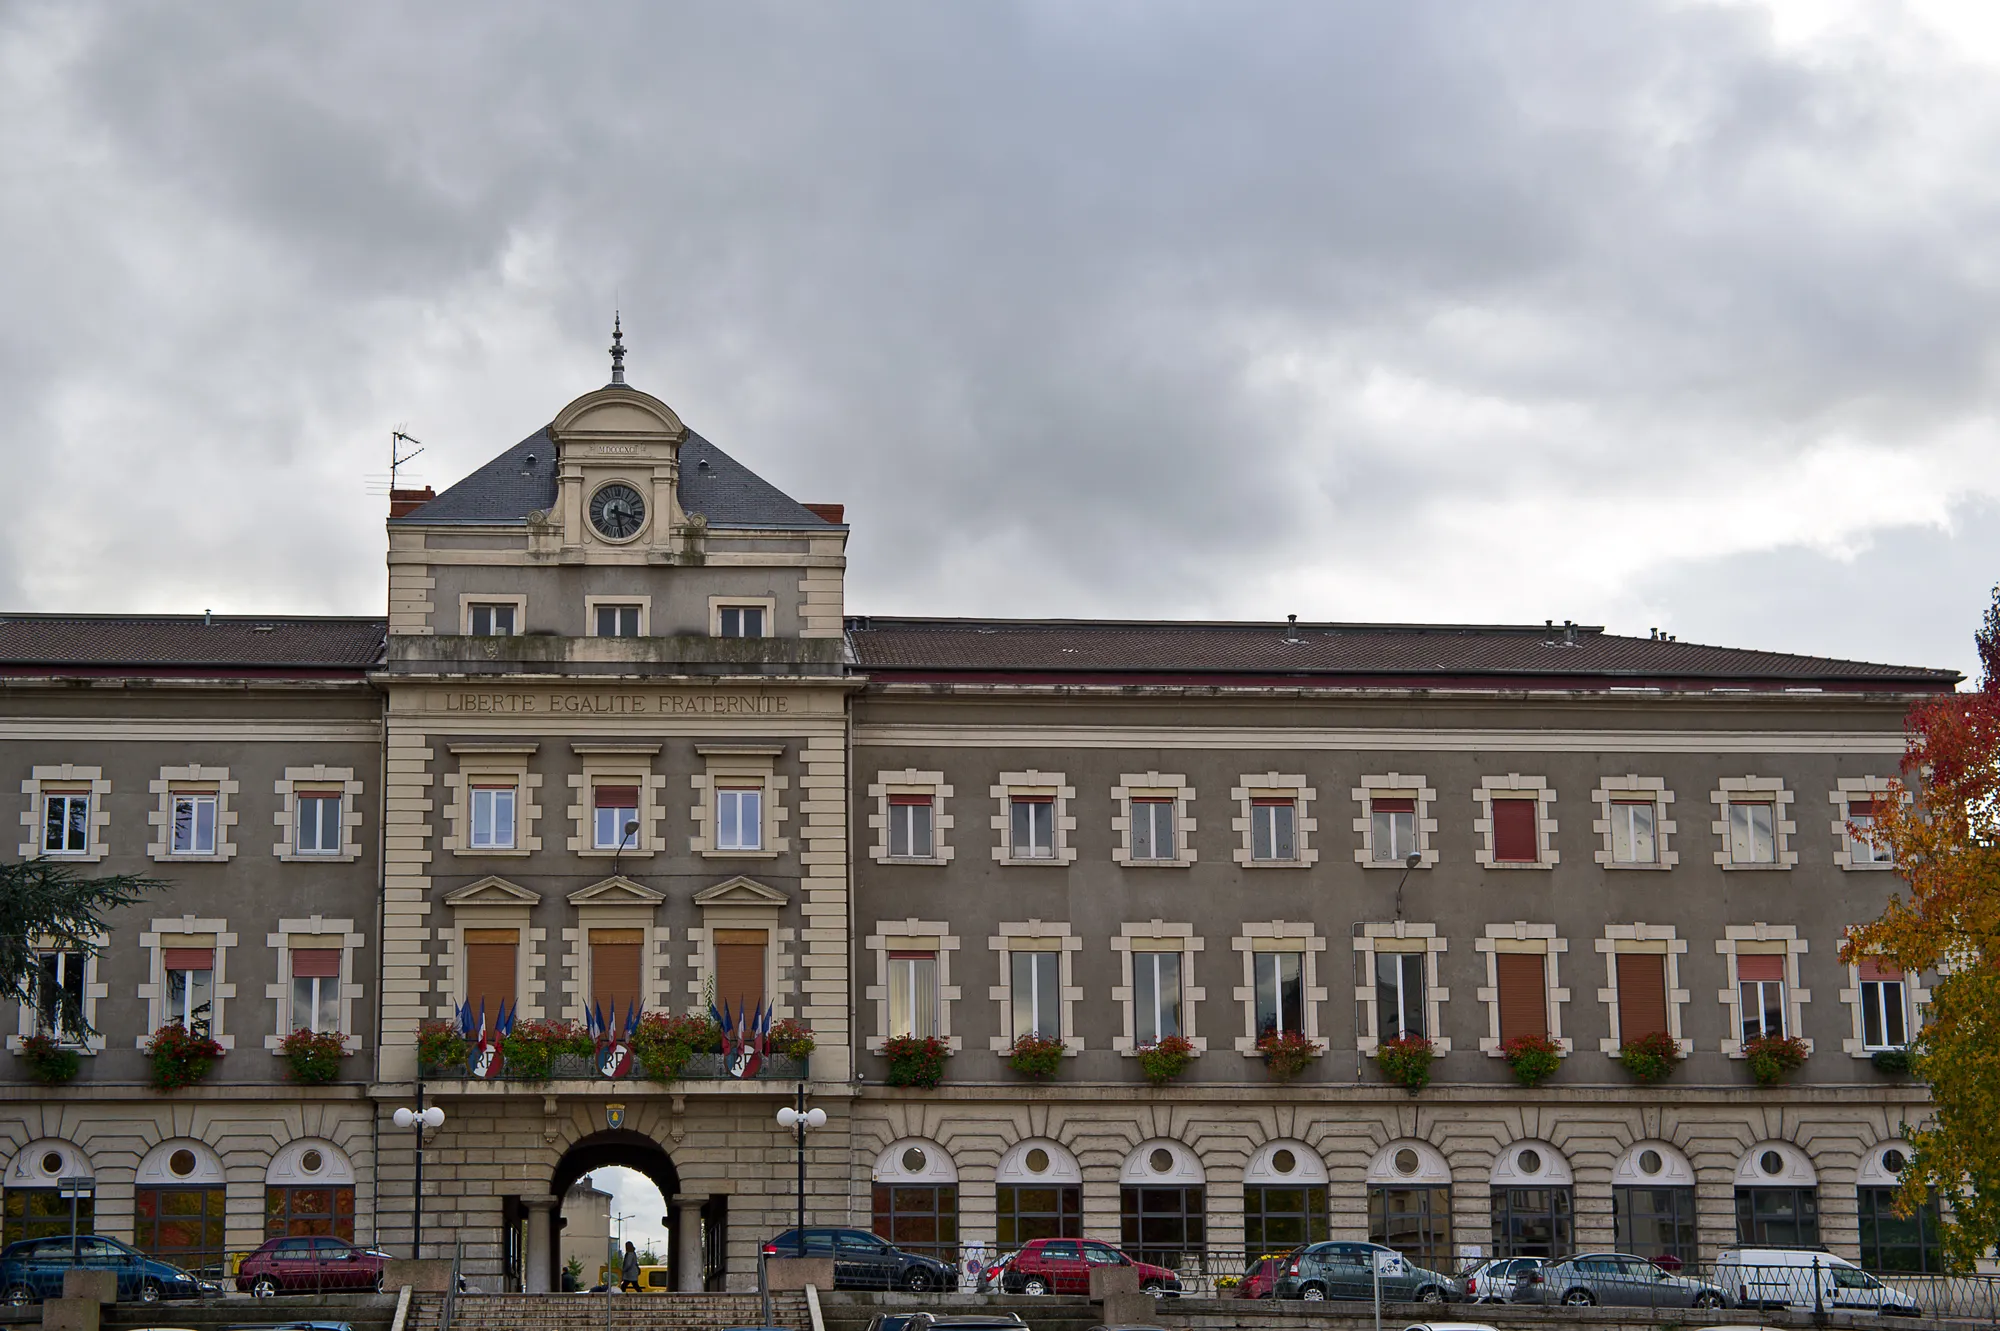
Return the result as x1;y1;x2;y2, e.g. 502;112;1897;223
596;1263;672;1292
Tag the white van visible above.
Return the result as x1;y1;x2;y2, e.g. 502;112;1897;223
1713;1248;1921;1315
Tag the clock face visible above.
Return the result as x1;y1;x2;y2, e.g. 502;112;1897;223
589;483;647;540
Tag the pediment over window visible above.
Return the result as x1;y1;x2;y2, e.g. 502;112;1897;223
691;876;788;908
567;875;666;907
444;876;542;907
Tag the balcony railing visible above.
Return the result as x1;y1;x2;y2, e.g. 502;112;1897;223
420;1051;808;1083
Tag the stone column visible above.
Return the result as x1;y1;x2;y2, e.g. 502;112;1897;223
672;1195;706;1292
523;1194;557;1294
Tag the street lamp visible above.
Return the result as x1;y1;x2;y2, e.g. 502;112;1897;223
611;819;640;877
392;1099;446;1257
774;1095;827;1248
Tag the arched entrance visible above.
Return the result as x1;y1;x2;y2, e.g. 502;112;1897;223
545;1131;693;1294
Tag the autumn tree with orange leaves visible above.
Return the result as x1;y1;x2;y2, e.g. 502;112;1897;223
1844;588;2000;1269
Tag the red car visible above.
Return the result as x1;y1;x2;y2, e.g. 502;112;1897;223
1235;1253;1290;1299
1000;1238;1180;1296
235;1236;388;1296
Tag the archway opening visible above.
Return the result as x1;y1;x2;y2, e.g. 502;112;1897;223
550;1131;688;1293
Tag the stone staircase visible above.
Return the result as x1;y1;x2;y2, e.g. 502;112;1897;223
406;1291;810;1331
102;1294;399;1331
819;1292;1100;1331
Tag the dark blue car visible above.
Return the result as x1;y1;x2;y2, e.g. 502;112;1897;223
0;1235;215;1305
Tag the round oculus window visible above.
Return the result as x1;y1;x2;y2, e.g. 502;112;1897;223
1759;1150;1785;1177
901;1147;927;1175
1881;1148;1908;1175
1394;1148;1421;1176
301;1149;324;1176
588;483;647;541
1271;1148;1297;1175
1024;1148;1050;1175
1516;1148;1542;1175
168;1149;197;1178
1638;1149;1663;1176
1148;1148;1175;1175
39;1151;62;1177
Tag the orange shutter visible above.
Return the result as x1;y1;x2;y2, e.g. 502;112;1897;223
463;929;518;1015
1616;953;1669;1041
590;930;644;1018
713;930;767;1013
1495;952;1548;1041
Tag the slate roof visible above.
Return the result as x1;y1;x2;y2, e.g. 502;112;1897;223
0;615;388;671
389;425;836;530
845;618;1961;690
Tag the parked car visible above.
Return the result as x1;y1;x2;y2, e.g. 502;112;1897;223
763;1228;955;1292
999;1238;1180;1296
1512;1253;1729;1308
973;1251;1016;1293
897;1317;1029;1331
1457;1257;1542;1303
1234;1253;1291;1299
1274;1243;1454;1304
0;1235;217;1305
1713;1248;1921;1315
236;1237;390;1296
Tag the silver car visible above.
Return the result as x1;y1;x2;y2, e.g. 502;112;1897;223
1513;1253;1729;1309
1457;1257;1542;1303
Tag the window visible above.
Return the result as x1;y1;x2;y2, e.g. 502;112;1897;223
1847;797;1891;866
1129;798;1175;862
461;928;518;1018
1133;949;1182;1046
1012;950;1060;1041
1615;951;1670;1042
594;604;641;637
42;792;89;855
712;929;767;1013
1738;954;1787;1042
1010;796;1054;859
588;929;643;1019
265;1186;355;1241
1120;1185;1205;1272
998;1185;1080;1246
1614;1186;1696;1269
1859;1187;1943;1273
1729;801;1777;864
872;1184;957;1269
1253;951;1303;1039
1375;950;1425;1041
1251;798;1296;861
715;786;763;852
164;948;214;1036
469;785;517;850
290;949;341;1035
1371;798;1416;863
1491;1187;1573;1259
1859;960;1908;1050
1244;1185;1328;1252
4;1191;93;1243
467;603;516;636
170;793;217;855
888;794;934;859
1369;1186;1451;1270
1610;800;1657;864
1734;1187;1818;1247
295;793;343;856
134;1185;224;1271
717;605;765;638
593;786;640;851
888;952;937;1038
34;952;84;1042
1495;952;1550;1042
1492;797;1539;863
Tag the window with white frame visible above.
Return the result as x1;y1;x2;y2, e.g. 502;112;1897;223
1112;774;1195;866
1712;778;1797;870
1251;798;1296;861
1353;923;1450;1055
1254;951;1304;1039
290;949;341;1035
34;952;84;1042
1832;781;1902;870
889;794;935;859
1474;776;1557;869
990;923;1080;1053
1010;796;1054;859
1132;947;1183;1045
1738;953;1787;1041
715;786;764;851
692;747;787;858
42;790;90;856
991;773;1075;866
1129;798;1175;861
716;604;765;638
1592;777;1678;869
1235;775;1316;868
467;602;517;636
594;603;642;637
1375;949;1426;1041
295;791;343;855
470;785;518;850
1372;798;1417;862
1355;775;1437;869
1729;801;1777;865
1858;960;1908;1050
1012;950;1061;1041
868;920;962;1052
888;951;938;1038
171;792;218;856
1609;800;1657;865
1845;797;1889;865
164;948;215;1035
593;784;640;851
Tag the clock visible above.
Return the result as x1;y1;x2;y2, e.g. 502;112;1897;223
589;483;647;540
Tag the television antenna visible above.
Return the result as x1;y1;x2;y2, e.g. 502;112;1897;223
391;431;425;490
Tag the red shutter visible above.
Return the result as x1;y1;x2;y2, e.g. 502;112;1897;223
594;786;639;809
1858;957;1902;982
1492;798;1539;862
291;949;341;979
1252;796;1293;808
163;948;214;971
590;931;644;1016
888;794;931;807
1616;953;1669;1041
1495;952;1548;1041
1736;954;1785;982
1372;797;1415;813
1848;796;1878;819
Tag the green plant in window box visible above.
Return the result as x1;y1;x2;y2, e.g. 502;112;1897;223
1870;1047;1912;1076
1616;1030;1682;1084
20;1033;79;1085
1376;1035;1435;1094
1257;1030;1319;1079
1136;1034;1195;1086
1008;1032;1065;1079
881;1034;949;1088
145;1023;224;1090
631;1011;722;1081
1744;1033;1809;1087
1501;1034;1563;1087
501;1018;593;1081
416;1018;468;1074
279;1028;347;1085
767;1017;816;1061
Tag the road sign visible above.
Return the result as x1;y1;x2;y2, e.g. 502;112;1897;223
56;1176;95;1198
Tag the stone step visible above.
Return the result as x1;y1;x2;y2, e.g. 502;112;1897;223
409;1291;809;1331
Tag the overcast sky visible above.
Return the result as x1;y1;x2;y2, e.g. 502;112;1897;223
4;1;1998;679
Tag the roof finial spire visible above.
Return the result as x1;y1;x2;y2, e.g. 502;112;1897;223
609;311;627;386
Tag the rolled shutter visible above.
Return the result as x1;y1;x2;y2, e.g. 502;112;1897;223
1371;797;1415;813
590;930;644;1017
594;786;639;809
1495;952;1548;1041
291;949;341;979
1736;953;1785;982
1492;798;1539;862
1858;957;1902;982
1615;952;1669;1041
713;929;767;1012
163;947;214;972
462;929;518;1015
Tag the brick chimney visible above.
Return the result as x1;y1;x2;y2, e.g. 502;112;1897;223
389;487;436;519
802;503;844;524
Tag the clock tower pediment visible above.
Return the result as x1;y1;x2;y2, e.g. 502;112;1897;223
547;384;691;556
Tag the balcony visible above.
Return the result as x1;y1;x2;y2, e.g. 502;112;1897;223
386;633;844;679
420;1051;809;1084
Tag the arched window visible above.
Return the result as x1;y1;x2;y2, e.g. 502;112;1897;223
995;1140;1081;1246
1734;1143;1818;1248
2;1140;92;1243
1365;1141;1451;1269
871;1140;958;1268
134;1141;226;1273
1119;1142;1205;1273
1857;1143;1941;1273
1611;1141;1697;1269
1242;1141;1328;1252
266;1140;357;1241
1489;1142;1573;1258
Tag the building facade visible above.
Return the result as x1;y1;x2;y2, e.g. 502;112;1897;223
0;344;1959;1294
